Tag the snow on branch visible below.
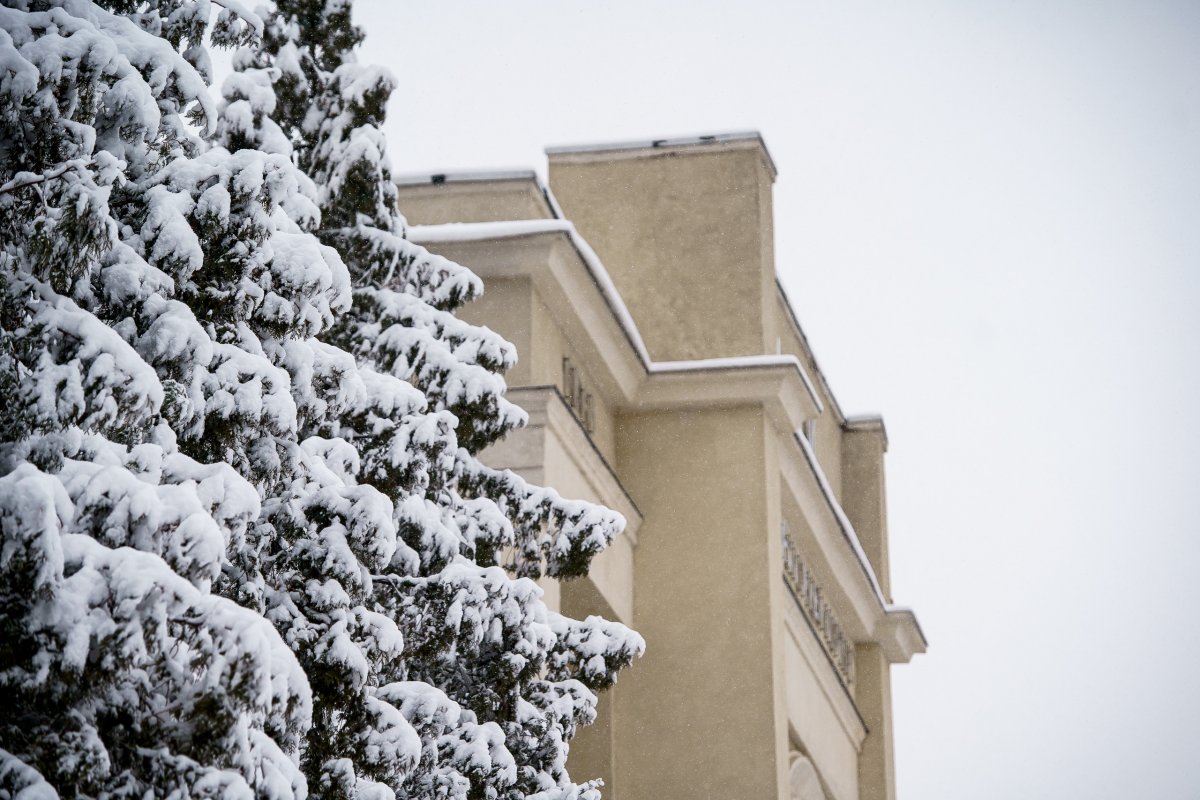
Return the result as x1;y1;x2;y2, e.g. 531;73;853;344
0;159;93;198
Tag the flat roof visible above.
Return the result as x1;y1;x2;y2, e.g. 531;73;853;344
546;131;778;179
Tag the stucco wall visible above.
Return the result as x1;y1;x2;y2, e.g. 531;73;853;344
456;275;534;387
456;274;618;464
840;427;890;601
770;291;844;501
783;610;862;800
854;644;895;800
398;178;553;224
549;145;775;362
613;406;783;800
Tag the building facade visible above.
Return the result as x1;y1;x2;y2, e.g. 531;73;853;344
396;133;925;800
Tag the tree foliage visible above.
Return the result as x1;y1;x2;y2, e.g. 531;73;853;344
0;2;642;799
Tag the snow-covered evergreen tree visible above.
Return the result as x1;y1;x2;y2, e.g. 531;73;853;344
1;1;641;798
0;2;312;797
238;2;645;799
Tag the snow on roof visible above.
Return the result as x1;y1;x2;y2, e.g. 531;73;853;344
408;218;573;243
650;355;822;413
408;219;823;411
394;169;539;187
545;131;778;178
410;219;651;365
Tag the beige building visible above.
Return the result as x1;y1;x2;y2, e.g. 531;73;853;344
396;132;925;800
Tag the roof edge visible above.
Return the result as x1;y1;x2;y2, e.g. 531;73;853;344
395;169;539;187
546;131;778;179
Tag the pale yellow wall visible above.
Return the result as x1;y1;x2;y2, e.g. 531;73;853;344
542;422;634;624
528;281;564;387
764;423;794;800
758;165;779;362
549;145;775;362
771;292;845;501
456;276;534;387
561;577;622;796
840;428;890;601
783;618;862;800
565;681;617;796
397;179;553;225
770;293;817;374
854;644;896;800
527;284;618;464
612;406;783;800
813;415;845;502
777;494;865;800
453;274;618;464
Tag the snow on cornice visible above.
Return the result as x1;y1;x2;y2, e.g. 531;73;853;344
411;218;649;361
792;428;924;649
409;219;821;412
792;429;890;609
409;218;574;242
649;355;821;413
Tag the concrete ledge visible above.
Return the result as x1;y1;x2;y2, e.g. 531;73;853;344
546;130;778;180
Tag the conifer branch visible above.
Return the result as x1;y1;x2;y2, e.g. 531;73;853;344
0;160;92;198
210;0;265;35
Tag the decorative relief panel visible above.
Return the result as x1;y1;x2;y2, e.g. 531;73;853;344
782;521;855;686
561;356;595;433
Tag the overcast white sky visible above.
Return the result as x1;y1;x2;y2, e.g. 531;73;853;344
351;2;1200;797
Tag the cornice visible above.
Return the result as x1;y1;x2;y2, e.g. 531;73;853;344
875;606;927;664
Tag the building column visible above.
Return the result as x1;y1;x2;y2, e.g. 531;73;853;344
854;643;895;800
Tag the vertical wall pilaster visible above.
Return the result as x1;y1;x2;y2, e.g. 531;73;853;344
613;407;780;800
840;421;890;601
854;643;895;800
